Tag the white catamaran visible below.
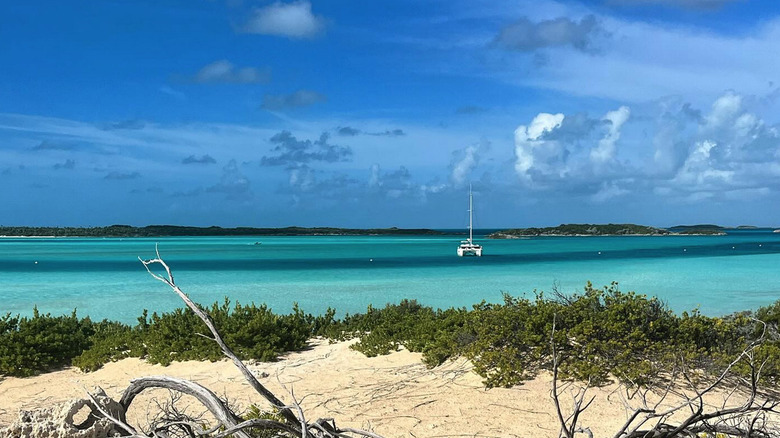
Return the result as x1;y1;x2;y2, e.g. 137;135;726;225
457;186;483;257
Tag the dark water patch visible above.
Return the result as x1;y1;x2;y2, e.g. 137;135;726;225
4;239;780;273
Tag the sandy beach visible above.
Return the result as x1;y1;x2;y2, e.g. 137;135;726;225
0;338;682;437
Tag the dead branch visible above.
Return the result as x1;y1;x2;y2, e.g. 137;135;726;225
75;248;386;438
551;314;780;438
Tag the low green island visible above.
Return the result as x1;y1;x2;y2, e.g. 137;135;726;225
0;225;445;238
489;223;729;238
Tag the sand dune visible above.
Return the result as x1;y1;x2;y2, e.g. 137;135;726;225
0;339;736;437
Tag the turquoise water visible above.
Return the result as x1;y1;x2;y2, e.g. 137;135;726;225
2;230;780;323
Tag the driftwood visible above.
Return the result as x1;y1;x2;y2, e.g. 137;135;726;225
43;247;384;438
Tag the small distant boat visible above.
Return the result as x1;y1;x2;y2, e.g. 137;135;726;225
457;185;483;257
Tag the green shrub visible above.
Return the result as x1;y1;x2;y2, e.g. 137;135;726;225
6;283;780;390
72;320;141;372
0;308;94;376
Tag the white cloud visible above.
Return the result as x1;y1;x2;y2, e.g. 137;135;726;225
591;106;630;164
450;144;480;185
243;1;325;39
514;112;565;179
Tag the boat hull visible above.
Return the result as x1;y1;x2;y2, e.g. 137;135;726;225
457;244;483;257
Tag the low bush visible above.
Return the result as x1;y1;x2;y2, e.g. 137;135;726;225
4;283;780;388
0;308;94;377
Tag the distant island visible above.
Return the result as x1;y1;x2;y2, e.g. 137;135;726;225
666;224;727;235
488;223;727;238
0;225;445;238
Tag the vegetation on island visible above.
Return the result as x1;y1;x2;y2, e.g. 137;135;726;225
489;223;740;238
489;223;672;238
668;224;728;235
0;225;444;238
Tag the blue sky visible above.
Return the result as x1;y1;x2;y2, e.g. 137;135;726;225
3;0;780;228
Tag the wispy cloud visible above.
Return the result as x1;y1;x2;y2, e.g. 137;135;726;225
101;119;146;131
607;0;741;10
191;60;271;84
242;1;326;39
261;90;326;110
159;86;186;100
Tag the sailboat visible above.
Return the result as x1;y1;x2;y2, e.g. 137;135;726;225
457;185;483;257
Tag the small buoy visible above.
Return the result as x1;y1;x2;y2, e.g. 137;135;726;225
34;261;38;264
597;251;601;255
760;244;763;247
732;246;736;249
683;249;687;252
369;259;373;262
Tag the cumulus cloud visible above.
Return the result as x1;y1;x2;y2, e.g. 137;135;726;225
652;100;701;175
450;144;481;186
192;60;271;84
514;112;565;179
261;131;352;166
672;140;734;188
655;91;780;199
261;89;326;110
104;171;140;180
182;154;217;165
367;163;445;201
242;1;325;39
513;105;637;190
590;106;630;164
638;91;780;203
495;15;601;52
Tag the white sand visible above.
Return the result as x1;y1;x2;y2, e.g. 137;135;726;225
0;339;746;437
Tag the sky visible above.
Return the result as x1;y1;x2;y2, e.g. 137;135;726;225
3;0;780;228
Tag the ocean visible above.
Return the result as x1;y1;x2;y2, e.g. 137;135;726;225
2;230;780;323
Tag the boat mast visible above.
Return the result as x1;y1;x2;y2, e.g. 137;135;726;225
468;184;473;243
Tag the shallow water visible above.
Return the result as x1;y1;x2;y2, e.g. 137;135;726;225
1;230;779;323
